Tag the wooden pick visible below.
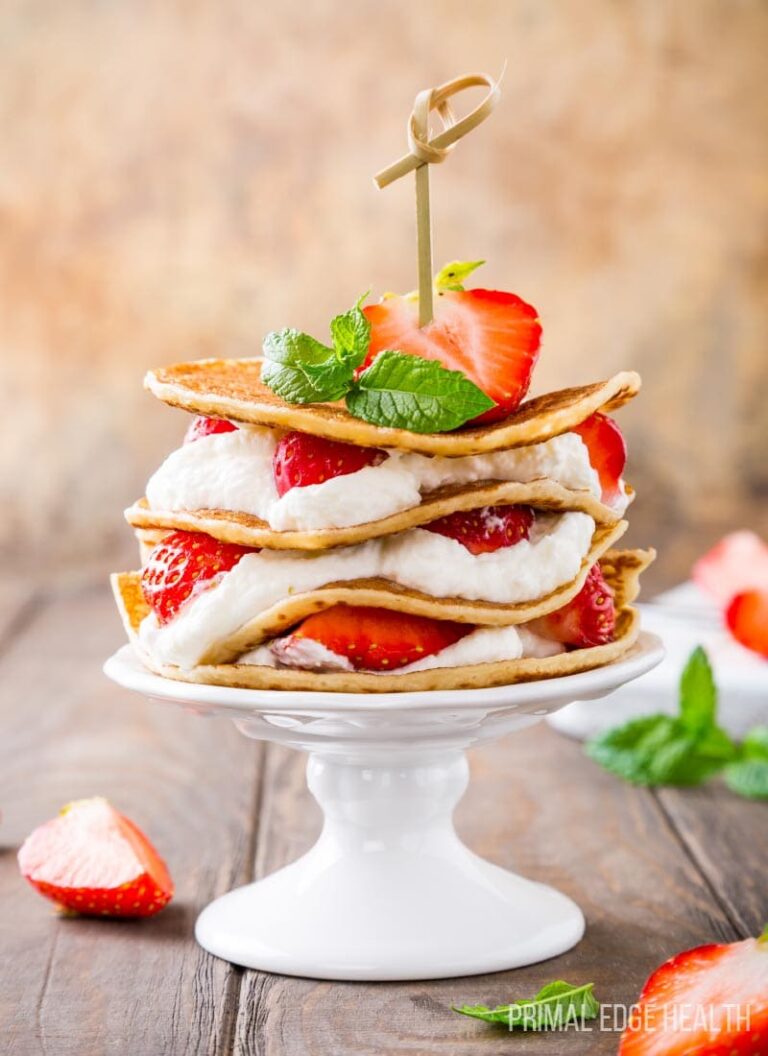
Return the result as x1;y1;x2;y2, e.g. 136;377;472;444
374;72;502;327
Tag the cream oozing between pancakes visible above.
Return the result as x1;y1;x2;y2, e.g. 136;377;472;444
144;427;623;532
137;511;595;669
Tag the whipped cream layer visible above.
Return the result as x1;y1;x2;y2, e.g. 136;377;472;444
145;427;614;532
242;624;565;673
138;511;595;669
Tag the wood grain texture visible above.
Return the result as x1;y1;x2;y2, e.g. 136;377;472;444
0;0;766;586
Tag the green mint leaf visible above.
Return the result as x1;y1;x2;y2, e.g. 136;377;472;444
454;981;599;1031
435;259;486;292
741;726;768;760
586;715;677;785
330;291;371;370
724;759;768;799
262;328;353;404
347;350;494;433
679;646;717;735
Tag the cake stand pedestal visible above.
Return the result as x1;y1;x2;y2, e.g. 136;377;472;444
104;633;663;981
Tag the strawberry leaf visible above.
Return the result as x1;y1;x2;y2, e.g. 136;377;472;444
347;351;495;433
435;259;486;292
454;980;599;1031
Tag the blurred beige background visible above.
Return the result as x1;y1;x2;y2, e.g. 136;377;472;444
1;0;766;591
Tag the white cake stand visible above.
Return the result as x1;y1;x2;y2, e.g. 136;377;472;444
104;633;663;981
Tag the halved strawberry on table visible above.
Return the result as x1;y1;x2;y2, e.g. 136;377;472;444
184;415;239;444
363;289;542;424
528;564;616;648
18;797;173;918
141;530;257;625
273;431;387;496
726;591;768;659
423;504;534;555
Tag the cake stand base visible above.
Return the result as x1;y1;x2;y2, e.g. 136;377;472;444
195;751;583;980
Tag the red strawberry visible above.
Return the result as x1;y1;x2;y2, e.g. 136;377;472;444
529;564;616;647
273;430;387;496
291;604;471;671
363;289;541;424
423;504;534;555
141;530;256;625
693;531;768;606
726;590;768;658
184;415;238;444
619;927;768;1055
573;412;626;504
18;798;174;919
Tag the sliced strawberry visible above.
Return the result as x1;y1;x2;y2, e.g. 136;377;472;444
572;412;626;504
273;430;387;496
184;415;238;444
619;927;768;1055
141;529;256;625
726;590;768;658
291;604;471;671
693;531;768;606
423;505;534;555
529;564;616;648
363;289;541;424
18;798;174;919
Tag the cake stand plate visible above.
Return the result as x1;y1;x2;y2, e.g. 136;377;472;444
104;634;663;981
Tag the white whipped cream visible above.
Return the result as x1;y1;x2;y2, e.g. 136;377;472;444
145;428;608;532
138;512;594;669
241;624;565;673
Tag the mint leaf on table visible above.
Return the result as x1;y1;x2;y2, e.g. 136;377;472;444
329;292;371;370
454;980;599;1031
741;726;768;759
434;259;486;292
724;759;768;799
261;329;354;404
679;645;717;734
346;350;494;433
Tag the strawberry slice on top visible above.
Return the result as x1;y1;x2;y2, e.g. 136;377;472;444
273;431;388;496
290;604;470;671
184;415;239;444
572;412;627;505
529;564;616;648
363;289;541;424
423;504;534;555
141;530;257;625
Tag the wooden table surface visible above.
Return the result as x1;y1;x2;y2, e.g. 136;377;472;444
1;578;765;1056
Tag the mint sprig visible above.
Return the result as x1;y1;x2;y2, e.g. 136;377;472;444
261;287;495;432
454;980;599;1031
586;647;768;798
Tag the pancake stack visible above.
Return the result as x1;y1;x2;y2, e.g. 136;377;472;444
112;355;654;693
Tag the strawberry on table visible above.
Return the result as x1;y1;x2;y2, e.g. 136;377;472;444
184;415;238;444
363;288;541;424
141;530;256;625
18;798;173;919
726;590;768;658
290;604;471;671
692;531;768;606
619;926;768;1055
273;431;387;496
423;505;534;555
572;412;627;505
529;564;616;648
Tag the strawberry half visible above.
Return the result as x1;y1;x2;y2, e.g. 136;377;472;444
423;505;534;555
292;604;471;671
273;431;387;496
184;415;238;444
18;798;174;919
693;531;768;606
619;927;768;1055
141;530;256;625
726;590;768;658
363;289;541;424
529;564;616;648
572;412;626;504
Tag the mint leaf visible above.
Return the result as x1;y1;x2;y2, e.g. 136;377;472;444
741;726;768;760
347;351;494;433
679;646;717;734
435;259;485;292
586;715;677;785
724;760;768;799
330;292;371;370
262;329;353;403
454;981;599;1031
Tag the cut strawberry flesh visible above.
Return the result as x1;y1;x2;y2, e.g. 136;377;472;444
363;288;541;424
293;604;471;671
572;412;626;503
184;415;238;444
726;590;768;658
529;564;616;648
273;431;387;496
423;505;534;555
141;530;256;625
17;797;173;918
693;531;768;606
